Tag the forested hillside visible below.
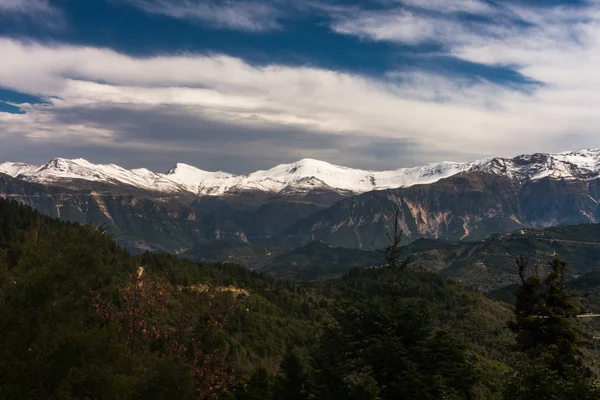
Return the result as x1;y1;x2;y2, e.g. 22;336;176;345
1;198;598;399
262;223;600;292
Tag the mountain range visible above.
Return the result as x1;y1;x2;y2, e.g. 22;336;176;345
1;149;599;262
2;149;600;197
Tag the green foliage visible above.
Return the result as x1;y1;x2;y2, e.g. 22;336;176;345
0;200;136;399
504;353;600;400
5;198;585;399
309;280;476;399
272;349;306;400
306;223;477;399
236;368;271;400
505;256;600;399
0;198;318;399
316;297;471;398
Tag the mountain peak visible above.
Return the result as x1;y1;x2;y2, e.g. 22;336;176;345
294;158;336;167
166;163;203;175
43;157;92;170
0;161;37;178
2;149;600;197
165;163;236;194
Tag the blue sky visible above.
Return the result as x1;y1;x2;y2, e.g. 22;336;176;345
0;0;598;173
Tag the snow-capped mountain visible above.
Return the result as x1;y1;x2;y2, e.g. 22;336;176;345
0;158;188;193
475;149;600;181
1;149;599;197
2;148;600;254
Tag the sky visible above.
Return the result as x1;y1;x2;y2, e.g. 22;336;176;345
0;0;599;173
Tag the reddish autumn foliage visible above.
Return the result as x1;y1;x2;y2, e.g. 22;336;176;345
92;267;240;399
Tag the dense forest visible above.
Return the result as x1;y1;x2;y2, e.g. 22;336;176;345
1;197;599;399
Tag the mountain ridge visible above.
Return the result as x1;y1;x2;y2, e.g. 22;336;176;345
2;148;600;254
278;170;600;249
2;148;600;197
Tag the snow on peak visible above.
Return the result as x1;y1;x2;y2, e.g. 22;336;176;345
475;149;600;181
166;163;230;178
2;149;600;197
165;163;236;194
0;158;184;192
0;161;38;177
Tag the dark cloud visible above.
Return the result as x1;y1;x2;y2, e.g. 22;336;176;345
0;103;476;173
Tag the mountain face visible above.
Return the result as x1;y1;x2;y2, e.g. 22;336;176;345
0;174;228;253
1;149;599;254
0;174;330;253
280;171;600;250
426;223;600;291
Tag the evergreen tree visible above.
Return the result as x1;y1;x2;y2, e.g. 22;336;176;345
505;256;600;399
237;368;271;400
273;349;306;400
309;214;476;399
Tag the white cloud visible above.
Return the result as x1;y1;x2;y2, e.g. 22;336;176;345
331;3;532;48
322;2;600;142
119;0;282;32
330;8;495;46
0;36;595;167
0;0;51;12
0;0;62;26
399;0;493;15
332;10;439;45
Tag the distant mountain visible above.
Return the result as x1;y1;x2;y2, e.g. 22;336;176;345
0;156;474;197
265;224;600;292
408;223;600;291
1;149;600;254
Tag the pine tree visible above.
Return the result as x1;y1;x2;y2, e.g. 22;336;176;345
237;367;272;400
274;349;306;400
379;211;410;296
505;256;600;399
309;213;476;399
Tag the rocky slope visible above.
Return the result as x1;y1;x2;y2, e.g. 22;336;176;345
280;171;600;249
0;174;318;253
